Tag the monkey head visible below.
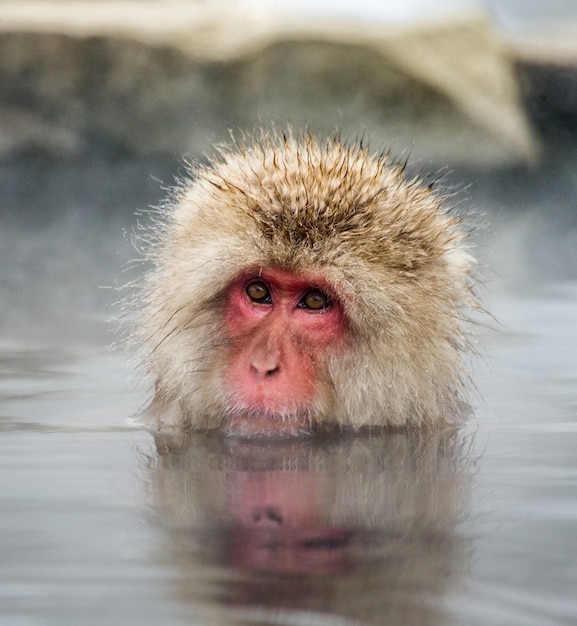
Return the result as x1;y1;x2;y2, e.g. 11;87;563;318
132;131;479;437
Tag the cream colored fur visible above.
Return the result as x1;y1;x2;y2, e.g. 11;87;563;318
131;131;479;433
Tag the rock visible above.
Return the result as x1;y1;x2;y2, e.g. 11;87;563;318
0;1;538;166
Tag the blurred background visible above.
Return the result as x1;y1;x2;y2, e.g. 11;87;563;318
1;0;577;344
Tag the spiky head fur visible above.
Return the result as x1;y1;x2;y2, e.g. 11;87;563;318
131;130;479;433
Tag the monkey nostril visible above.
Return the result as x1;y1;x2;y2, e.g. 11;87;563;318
250;362;280;378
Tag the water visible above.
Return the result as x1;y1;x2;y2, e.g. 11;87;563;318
1;273;576;625
457;284;577;626
2;1;577;620
1;131;577;626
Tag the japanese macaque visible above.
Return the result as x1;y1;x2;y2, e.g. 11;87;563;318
132;131;479;437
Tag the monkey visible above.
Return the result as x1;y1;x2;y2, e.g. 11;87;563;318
130;130;479;437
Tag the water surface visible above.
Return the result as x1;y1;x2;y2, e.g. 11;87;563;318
1;283;576;626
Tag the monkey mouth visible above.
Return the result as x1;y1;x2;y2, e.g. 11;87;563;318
222;405;314;438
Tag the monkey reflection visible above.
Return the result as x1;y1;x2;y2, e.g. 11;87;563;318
225;455;352;575
145;430;473;625
131;130;480;437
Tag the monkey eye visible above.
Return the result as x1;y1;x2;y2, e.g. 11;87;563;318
300;289;330;310
246;280;272;304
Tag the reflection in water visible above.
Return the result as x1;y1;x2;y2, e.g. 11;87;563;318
143;430;474;625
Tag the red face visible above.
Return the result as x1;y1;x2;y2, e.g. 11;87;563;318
223;268;347;436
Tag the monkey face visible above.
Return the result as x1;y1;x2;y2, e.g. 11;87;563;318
220;267;347;437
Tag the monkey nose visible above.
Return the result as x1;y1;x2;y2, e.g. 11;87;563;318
251;363;279;378
249;347;281;379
